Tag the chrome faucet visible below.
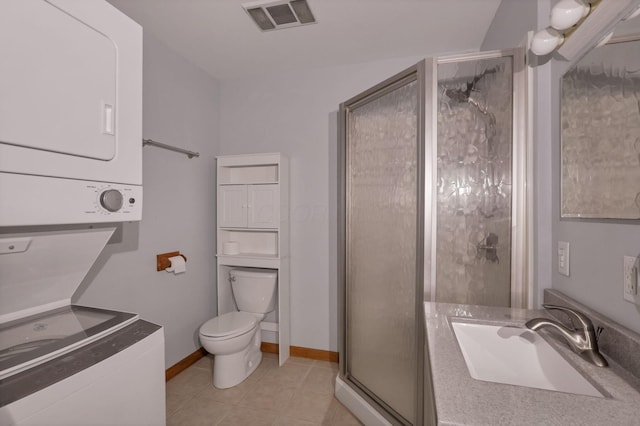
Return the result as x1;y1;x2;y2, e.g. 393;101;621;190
525;304;608;368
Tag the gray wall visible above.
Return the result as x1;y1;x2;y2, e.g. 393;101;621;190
218;56;424;351
484;0;640;333
481;0;538;51
75;32;220;367
548;29;640;333
76;0;639;367
215;0;557;352
481;0;550;308
533;0;556;309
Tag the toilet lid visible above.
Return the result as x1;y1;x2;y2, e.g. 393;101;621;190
200;311;257;338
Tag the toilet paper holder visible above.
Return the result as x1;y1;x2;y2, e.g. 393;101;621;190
156;251;187;271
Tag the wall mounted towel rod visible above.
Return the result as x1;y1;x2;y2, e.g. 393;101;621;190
142;138;200;159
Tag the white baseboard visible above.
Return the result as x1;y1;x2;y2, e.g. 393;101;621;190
334;374;392;426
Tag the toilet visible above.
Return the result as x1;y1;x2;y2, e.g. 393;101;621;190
199;268;277;389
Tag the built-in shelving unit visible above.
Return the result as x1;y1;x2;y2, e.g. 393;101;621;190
216;153;289;366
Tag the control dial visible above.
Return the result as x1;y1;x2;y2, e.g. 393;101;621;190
100;189;124;212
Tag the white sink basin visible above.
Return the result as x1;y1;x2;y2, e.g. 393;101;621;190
451;321;603;397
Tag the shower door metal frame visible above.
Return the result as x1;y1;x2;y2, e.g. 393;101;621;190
338;61;427;426
424;48;530;308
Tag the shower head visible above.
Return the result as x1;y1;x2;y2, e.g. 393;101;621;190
444;67;499;104
444;87;470;103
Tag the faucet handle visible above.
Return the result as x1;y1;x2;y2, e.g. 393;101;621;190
542;304;595;331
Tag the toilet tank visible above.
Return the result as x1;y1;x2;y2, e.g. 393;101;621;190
229;268;277;314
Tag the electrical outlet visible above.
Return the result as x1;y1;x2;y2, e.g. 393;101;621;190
623;256;638;304
558;241;570;277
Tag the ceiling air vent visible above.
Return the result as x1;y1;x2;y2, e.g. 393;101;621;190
243;0;316;32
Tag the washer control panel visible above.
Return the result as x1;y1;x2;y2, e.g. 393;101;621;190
89;184;141;218
0;173;142;226
99;189;124;212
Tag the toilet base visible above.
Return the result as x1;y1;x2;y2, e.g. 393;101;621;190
212;331;262;389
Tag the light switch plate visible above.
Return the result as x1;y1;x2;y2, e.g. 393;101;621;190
623;256;638;304
558;241;570;277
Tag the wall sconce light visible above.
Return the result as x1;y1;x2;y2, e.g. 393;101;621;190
623;4;640;20
530;0;640;59
531;0;598;56
550;0;591;30
531;27;565;56
595;31;614;47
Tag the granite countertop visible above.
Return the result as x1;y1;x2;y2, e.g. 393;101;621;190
424;301;640;425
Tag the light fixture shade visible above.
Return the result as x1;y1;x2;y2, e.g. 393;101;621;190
531;27;565;56
550;0;591;30
595;31;614;47
623;5;640;20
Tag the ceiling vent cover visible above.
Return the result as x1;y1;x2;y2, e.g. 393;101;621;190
243;0;316;31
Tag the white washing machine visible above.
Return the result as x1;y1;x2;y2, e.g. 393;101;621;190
0;227;166;426
0;307;165;426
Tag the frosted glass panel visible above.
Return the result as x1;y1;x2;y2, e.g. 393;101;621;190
435;57;513;307
346;80;418;423
561;38;640;219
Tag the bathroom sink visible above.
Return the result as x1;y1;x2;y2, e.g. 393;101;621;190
451;321;603;397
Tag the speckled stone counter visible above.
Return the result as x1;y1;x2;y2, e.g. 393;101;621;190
424;301;640;425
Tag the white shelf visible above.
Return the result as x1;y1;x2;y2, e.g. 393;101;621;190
218;164;279;185
217;253;279;258
218;229;278;257
219;227;279;232
216;153;289;366
217;255;281;269
219;181;279;186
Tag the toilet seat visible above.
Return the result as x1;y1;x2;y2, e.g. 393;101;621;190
200;311;257;339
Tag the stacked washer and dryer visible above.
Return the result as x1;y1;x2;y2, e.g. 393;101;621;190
0;1;165;425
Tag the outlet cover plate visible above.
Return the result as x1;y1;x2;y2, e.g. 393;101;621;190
558;241;570;277
623;256;638;304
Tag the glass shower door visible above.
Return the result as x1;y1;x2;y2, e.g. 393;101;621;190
428;50;527;308
339;63;425;425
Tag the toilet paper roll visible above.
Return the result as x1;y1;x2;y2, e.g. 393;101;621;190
166;255;186;274
223;241;240;255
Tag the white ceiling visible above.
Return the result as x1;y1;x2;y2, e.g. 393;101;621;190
107;0;503;81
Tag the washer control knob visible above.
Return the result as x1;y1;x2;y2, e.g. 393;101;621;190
100;189;123;212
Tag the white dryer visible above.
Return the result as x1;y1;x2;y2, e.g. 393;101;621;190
0;0;143;226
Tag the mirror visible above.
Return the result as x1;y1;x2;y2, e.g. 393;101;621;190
560;33;640;219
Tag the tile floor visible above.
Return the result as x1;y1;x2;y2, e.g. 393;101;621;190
166;352;363;425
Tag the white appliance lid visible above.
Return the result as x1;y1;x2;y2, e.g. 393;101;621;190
0;305;137;380
0;225;117;323
200;311;257;338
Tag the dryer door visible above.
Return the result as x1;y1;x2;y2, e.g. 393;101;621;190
0;0;116;160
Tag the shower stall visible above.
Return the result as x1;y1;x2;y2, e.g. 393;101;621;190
337;49;528;425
